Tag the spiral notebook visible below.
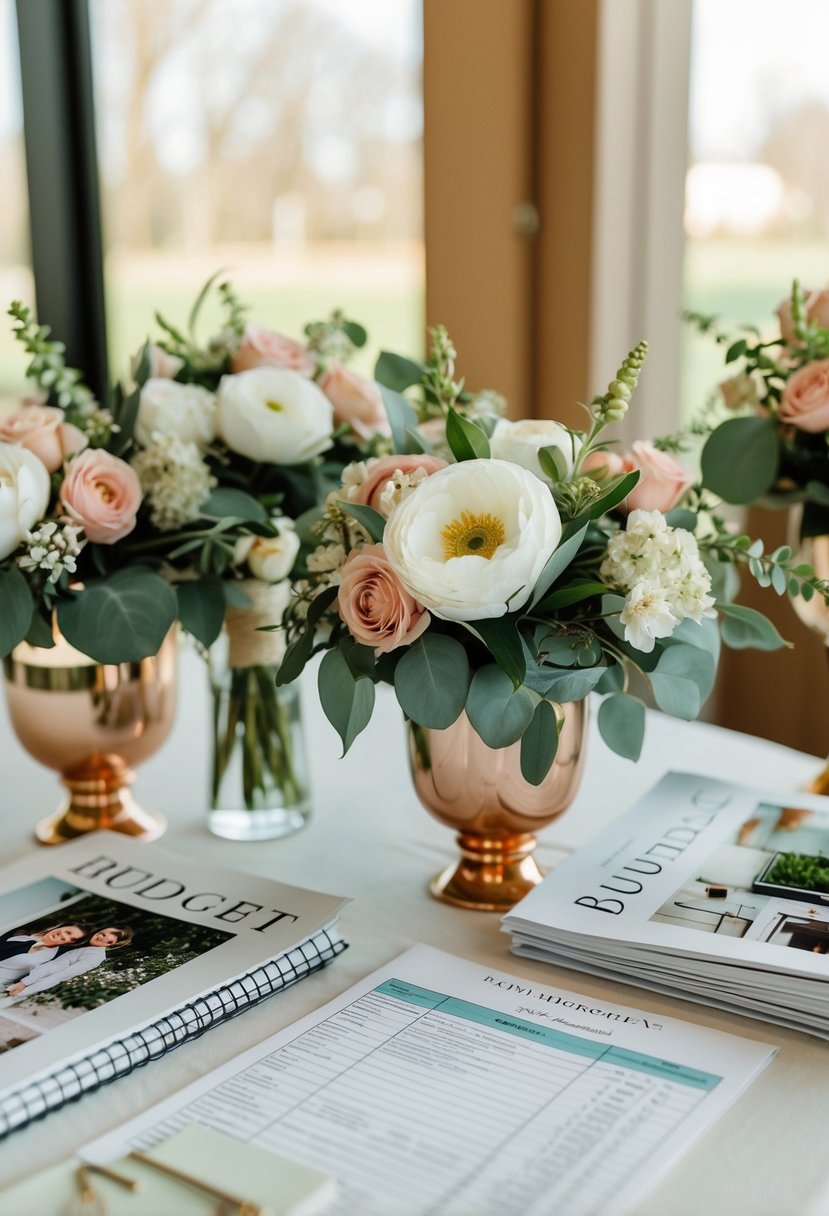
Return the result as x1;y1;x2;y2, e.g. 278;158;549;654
0;831;346;1138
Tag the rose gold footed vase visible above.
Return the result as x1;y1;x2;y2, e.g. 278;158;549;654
408;700;588;912
3;629;177;844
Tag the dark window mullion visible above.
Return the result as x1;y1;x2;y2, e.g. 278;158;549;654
15;0;108;401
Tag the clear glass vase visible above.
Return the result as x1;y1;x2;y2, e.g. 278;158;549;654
206;586;310;841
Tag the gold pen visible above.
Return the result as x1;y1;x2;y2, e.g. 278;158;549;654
128;1150;271;1216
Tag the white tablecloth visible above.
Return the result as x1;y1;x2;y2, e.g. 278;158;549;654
1;644;828;1215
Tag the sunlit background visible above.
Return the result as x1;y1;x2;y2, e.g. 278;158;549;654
2;0;829;420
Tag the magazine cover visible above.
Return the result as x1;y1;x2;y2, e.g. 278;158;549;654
0;831;345;1110
506;772;829;979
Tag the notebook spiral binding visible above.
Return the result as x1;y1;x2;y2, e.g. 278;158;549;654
0;927;346;1139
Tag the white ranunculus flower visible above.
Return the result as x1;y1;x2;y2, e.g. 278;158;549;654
383;458;562;621
134;378;217;448
0;442;51;560
490;418;583;483
216;367;333;465
233;518;300;583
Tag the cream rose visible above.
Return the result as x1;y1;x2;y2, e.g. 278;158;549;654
215;367;334;465
319;362;391;440
777;290;829;345
383;458;562;621
0;405;87;474
60;449;143;544
338;543;430;653
779;359;829;433
0;442;51;560
135;379;217;448
624;441;694;513
233;518;300;583
352;454;447;514
490;417;582;482
231;324;314;376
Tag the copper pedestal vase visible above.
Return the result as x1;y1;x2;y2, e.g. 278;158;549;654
2;630;177;844
408;700;588;912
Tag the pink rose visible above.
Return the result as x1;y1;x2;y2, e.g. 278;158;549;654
231;324;314;376
338;543;430;654
779;359;829;433
134;343;184;380
581;450;627;481
60;449;143;543
0;405;87;474
624;441;694;513
352;454;447;513
319;362;391;440
777;290;829;345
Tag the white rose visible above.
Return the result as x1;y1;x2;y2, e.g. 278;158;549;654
134;378;217;449
233;519;300;583
490;418;583;483
216;367;333;465
0;442;51;560
383;458;562;621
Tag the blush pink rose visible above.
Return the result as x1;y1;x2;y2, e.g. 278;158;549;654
624;441;694;513
0;405;87;474
352;454;447;513
60;449;143;543
338;543;430;654
779;359;829;433
319;362;391;440
777;290;829;345
231;324;314;376
581;450;627;481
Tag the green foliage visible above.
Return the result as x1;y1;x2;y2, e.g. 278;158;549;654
339;501;386;543
0;565;34;656
762;852;829;894
520;700;560;785
56;569;178;663
465;666;539;749
445;408;491;461
379;384;420;455
374;350;426;393
717;602;790;651
176;576;226;648
597;693;646;761
318;645;376;754
700;416;780;504
394;634;470;729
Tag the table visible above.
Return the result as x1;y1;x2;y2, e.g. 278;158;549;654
1;645;828;1215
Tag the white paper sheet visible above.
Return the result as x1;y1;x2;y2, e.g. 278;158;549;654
84;946;775;1216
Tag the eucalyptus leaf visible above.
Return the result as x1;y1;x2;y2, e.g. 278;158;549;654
379;384;419;455
56;569;177;663
176;576;226;648
541;665;606;702
595;663;624;695
342;320;368;348
394;634;470;728
276;585;338;684
340;501;386;543
318;648;375;754
465;666;538;748
655;641;716;702
463;615;526;686
201;487;268;524
717;601;790;651
445;408;491;461
520;700;560;786
664;508;697;531
374;350;426;392
700;416;780;504
597;693;646;761
0;565;34;656
530;522;588;607
649;672;701;720
25;608;55;649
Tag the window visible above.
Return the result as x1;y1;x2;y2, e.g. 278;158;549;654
88;0;424;377
0;0;33;400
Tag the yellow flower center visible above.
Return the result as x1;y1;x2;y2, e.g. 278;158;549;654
441;510;506;560
265;399;285;412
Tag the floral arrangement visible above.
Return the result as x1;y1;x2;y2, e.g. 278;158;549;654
0;283;394;666
694;281;829;553
279;331;825;782
0;283;399;813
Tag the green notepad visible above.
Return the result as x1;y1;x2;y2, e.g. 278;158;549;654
0;1124;336;1216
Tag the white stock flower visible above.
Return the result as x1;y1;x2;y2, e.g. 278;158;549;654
135;378;217;448
233;518;300;583
131;434;216;531
0;442;51;560
216;367;333;465
490;418;583;484
601;509;715;652
17;521;86;584
618;582;679;653
383;458;562;621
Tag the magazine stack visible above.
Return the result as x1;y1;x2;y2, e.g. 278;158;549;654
503;772;829;1038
